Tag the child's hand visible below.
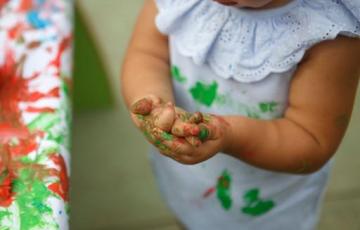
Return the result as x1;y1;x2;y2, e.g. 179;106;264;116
129;95;199;153
152;114;232;165
130;95;203;147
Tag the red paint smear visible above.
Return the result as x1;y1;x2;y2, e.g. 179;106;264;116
26;107;56;113
47;154;69;201
0;46;67;207
8;23;26;40
202;187;216;198
8;138;38;157
0;172;16;207
0;0;8;9
0;34;72;207
0;123;29;140
18;0;33;12
27;87;60;102
49;36;72;76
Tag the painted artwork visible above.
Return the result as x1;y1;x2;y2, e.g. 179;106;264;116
0;0;72;229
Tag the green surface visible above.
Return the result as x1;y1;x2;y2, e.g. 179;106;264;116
73;7;113;111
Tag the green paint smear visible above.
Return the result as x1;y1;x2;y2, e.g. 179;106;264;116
241;188;275;216
0;227;11;230
259;102;278;113
21;147;59;165
0;210;12;223
12;168;55;230
189;81;218;107
198;126;209;141
161;132;173;141
216;170;232;210
171;66;187;83
28;113;60;132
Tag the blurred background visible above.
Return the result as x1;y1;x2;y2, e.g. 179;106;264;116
70;0;360;229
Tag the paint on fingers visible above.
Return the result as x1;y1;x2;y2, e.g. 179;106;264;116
198;125;210;142
131;98;153;115
185;136;202;147
152;127;174;142
172;120;200;137
153;104;176;132
188;112;203;124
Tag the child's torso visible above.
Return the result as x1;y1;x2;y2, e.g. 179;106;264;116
148;39;331;230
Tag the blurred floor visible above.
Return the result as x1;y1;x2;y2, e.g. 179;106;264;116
70;0;360;229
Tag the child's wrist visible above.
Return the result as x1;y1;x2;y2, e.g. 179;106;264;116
219;116;235;154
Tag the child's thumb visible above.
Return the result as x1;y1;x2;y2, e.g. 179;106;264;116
130;95;161;115
153;102;176;132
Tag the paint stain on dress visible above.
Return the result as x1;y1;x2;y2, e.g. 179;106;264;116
171;65;187;83
241;188;275;216
189;81;218;107
259;102;278;113
216;170;232;210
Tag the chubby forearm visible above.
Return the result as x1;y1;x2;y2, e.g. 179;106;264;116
121;0;174;108
223;116;327;174
121;45;174;108
222;37;360;174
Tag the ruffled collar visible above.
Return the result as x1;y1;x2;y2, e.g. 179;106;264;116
155;0;360;82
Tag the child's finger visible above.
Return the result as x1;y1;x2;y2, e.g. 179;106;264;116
175;107;192;122
152;127;193;156
198;123;218;141
171;119;200;137
185;136;202;147
131;97;153;115
152;102;176;132
188;112;203;124
130;113;145;128
130;95;162;115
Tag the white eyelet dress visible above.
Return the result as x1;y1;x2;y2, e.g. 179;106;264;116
149;0;360;229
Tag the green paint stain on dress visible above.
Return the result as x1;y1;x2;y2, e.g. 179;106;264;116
12;168;54;230
189;81;218;107
259;102;278;113
241;188;275;216
171;66;187;83
216;170;232;210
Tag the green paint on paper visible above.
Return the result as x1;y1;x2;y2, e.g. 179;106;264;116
189;81;218;107
241;188;275;216
28;113;60;132
216;170;232;210
259;102;278;113
12;168;54;230
0;210;12;223
171;66;187;83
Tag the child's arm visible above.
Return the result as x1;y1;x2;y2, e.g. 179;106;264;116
152;36;360;174
121;0;202;151
121;0;174;108
223;36;360;174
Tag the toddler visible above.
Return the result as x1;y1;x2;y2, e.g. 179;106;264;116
121;0;360;229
